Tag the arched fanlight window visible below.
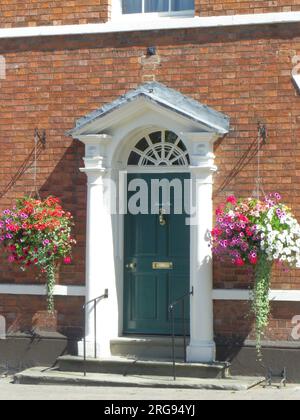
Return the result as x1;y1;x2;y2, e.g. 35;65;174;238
128;130;190;167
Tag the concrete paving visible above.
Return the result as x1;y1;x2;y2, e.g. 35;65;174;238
0;376;300;400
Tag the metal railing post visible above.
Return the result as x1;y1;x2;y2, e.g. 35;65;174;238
182;299;187;363
168;288;193;380
83;309;87;377
94;300;97;359
171;306;176;381
82;289;109;377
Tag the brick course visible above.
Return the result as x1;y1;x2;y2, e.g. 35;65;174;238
0;0;112;28
0;23;300;341
196;0;300;17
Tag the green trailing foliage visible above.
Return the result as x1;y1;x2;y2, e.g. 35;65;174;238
251;253;272;360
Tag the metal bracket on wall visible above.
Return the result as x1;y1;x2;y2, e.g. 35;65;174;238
147;47;157;56
34;128;46;148
258;121;267;145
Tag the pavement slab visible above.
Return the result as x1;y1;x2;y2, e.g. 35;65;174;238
0;376;300;400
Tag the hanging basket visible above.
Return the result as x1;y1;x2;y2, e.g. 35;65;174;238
211;193;300;358
0;196;76;313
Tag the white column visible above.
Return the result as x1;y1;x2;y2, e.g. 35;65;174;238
80;169;118;358
187;168;216;363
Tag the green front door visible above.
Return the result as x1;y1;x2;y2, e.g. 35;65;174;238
124;173;190;335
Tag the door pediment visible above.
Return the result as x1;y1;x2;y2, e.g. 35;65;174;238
68;82;229;137
68;82;230;170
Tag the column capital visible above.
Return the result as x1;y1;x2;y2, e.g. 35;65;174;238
180;132;219;144
180;130;220;173
78;134;113;171
80;167;106;185
190;165;217;185
77;134;112;146
190;164;217;173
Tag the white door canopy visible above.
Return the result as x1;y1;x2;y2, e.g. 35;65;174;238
67;82;230;170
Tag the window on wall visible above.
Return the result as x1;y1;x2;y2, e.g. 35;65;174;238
121;0;194;15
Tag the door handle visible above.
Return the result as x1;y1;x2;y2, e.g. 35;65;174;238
126;262;136;270
159;208;167;226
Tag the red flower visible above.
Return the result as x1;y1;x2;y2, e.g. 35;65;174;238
238;214;249;223
211;228;222;237
64;256;72;265
226;195;237;205
7;224;19;232
234;257;245;267
249;256;258;265
246;227;253;237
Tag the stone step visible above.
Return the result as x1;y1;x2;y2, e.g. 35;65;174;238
14;367;264;391
58;356;230;379
110;336;189;360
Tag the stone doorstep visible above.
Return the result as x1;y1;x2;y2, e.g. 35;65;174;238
110;336;189;360
14;367;265;391
57;356;231;379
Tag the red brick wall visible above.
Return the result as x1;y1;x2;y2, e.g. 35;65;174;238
0;24;300;340
214;300;300;342
0;294;84;337
195;0;300;16
0;0;111;28
1;0;299;29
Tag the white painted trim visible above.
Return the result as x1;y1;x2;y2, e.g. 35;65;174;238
0;283;299;302
0;12;300;39
0;284;299;301
213;289;300;302
292;74;300;92
0;283;300;302
0;284;85;297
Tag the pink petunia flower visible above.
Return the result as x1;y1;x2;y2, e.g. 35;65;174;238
226;196;237;205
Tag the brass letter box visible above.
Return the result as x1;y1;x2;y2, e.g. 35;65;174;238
152;262;173;270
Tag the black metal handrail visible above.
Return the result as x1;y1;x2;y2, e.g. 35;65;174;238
83;289;108;377
168;287;194;381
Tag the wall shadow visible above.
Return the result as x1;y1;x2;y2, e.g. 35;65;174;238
0;23;300;55
0;143;44;200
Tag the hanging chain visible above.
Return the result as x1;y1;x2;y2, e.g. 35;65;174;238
255;122;267;200
34;129;39;198
30;129;46;199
